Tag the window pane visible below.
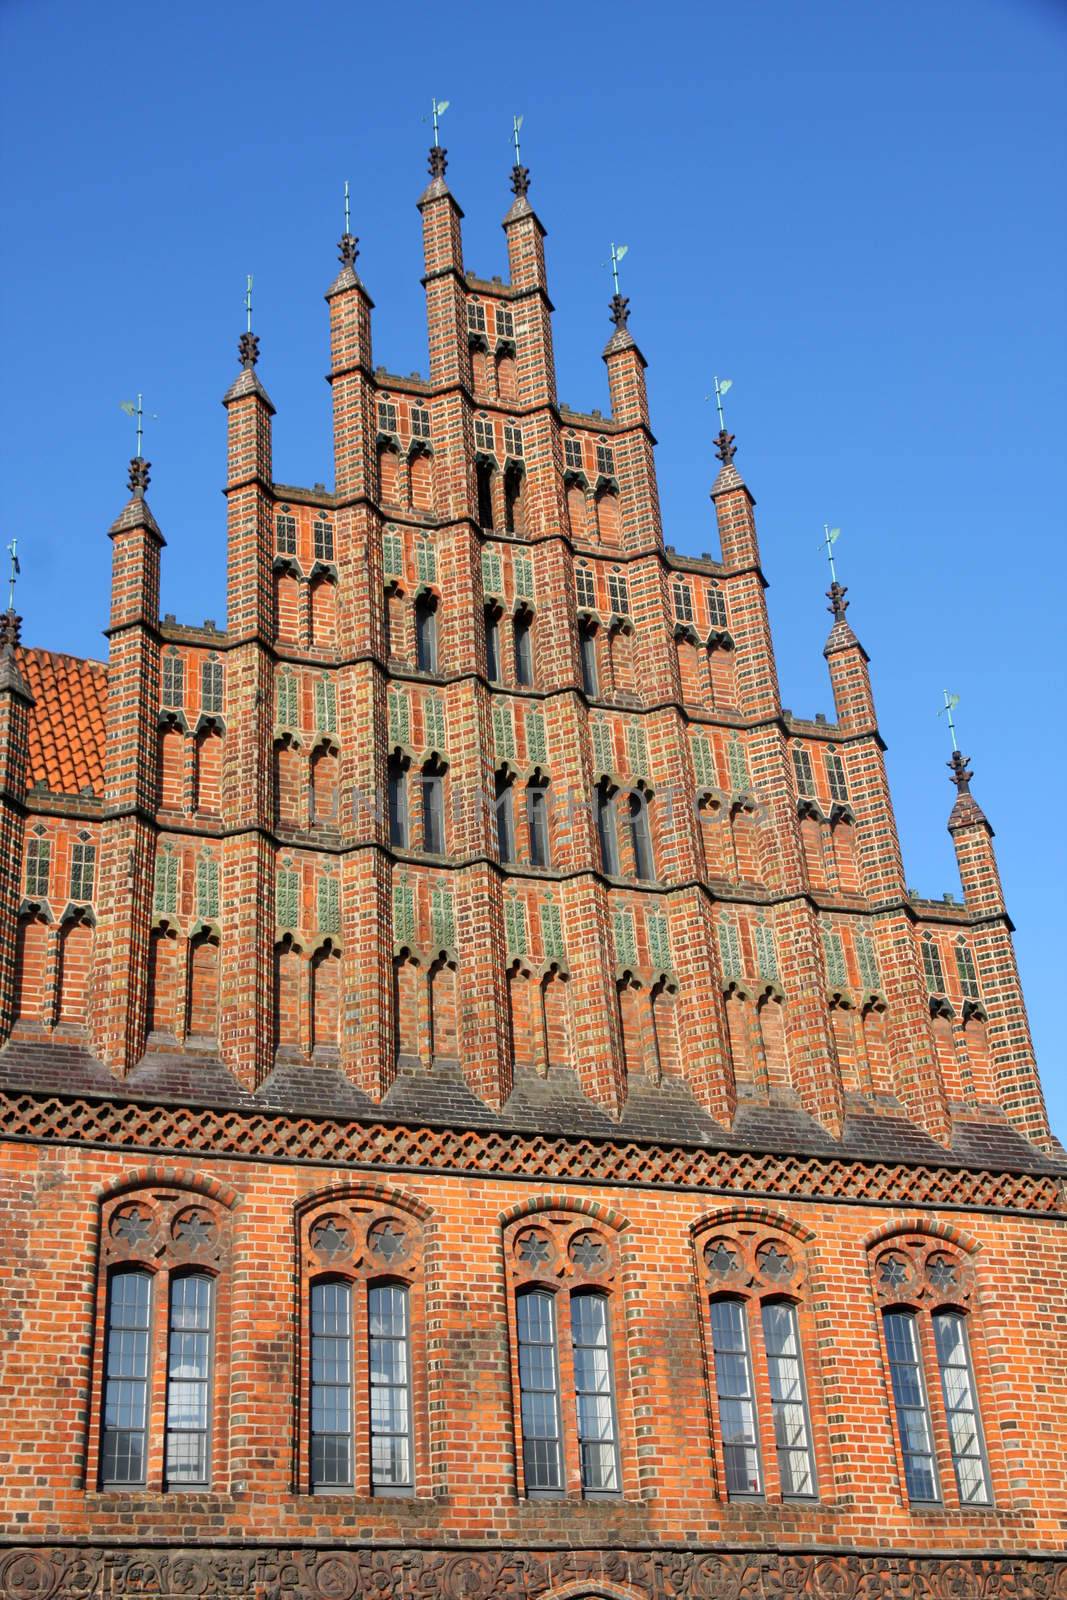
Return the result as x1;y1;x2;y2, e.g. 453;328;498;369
101;1270;151;1486
580;631;598;697
883;1311;939;1503
933;1311;991;1505
165;1273;213;1488
760;1302;816;1499
570;1293;620;1493
710;1299;761;1497
368;1284;412;1490
515;1290;562;1492
310;1280;353;1489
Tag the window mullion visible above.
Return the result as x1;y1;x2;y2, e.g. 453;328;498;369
556;1293;584;1497
353;1278;371;1499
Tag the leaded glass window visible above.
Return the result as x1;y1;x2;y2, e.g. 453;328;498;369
474;416;495;454
310;1279;353;1490
575;563;596;609
431;887;455;950
647;913;672;974
503;422;524;459
392;882;416;947
692;735;716;790
595;442;615;477
505;896;529;955
317;876;341;935
540;899;565;961
710;1298;761;1496
275;513;297;556
424;695;447;756
377;400;398;434
754;923;779;982
526;784;551;868
314;676;336;733
482;549;503;595
672;579;694;624
607;569;630;616
727;735;749;793
201;656;223;715
922;934;946;994
154;847;179;916
165;1273;213;1489
369;1284;412;1491
825;748;849;804
613;910;637;969
25;834;50;898
415;539;436;585
564;436;583;471
382;531;403;579
515;1289;563;1494
410;405;431;441
571;1293;620;1494
525;709;547;767
313;519;335;563
718;919;742;979
388;689;410;748
514;553;534;600
493;703;516;762
101;1270;152;1487
162;651;185;710
792;746;815;798
276;866;300;930
592;720;613;776
931;1311;991;1505
760;1302;816;1498
195;853;219;921
954;940;981;1002
707;583;728;630
883;1310;939;1503
485;607;501;682
466;300;487;335
822;928;847;988
276;672;298;729
496;305;515;339
857;933;881;991
71;839;96;901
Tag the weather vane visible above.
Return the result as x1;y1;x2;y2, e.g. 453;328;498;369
245;274;254;333
513;114;524;165
430;97;450;147
608;241;629;297
939;690;961;752
6;539;20;613
118;393;158;460
344;180;351;235
820;524;842;584
713;376;733;432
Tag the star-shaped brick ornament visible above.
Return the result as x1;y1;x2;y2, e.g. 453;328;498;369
311;1219;352;1260
113;1206;152;1246
569;1233;607;1273
175;1212;216;1250
369;1220;408;1263
879;1254;909;1289
927;1255;958;1291
758;1244;794;1282
517;1230;552;1268
705;1242;740;1277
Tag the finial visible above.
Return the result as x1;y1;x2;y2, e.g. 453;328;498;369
609;293;630;329
0;609;21;654
128;456;151;498
510;113;530;195
6;539;20;615
428;145;448;180
939;689;961;752
827;581;849;620
714;429;737;465
338;232;359;268
237;331;260;369
948;749;972;793
118;392;157;462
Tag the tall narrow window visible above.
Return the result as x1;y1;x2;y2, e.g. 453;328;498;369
368;1284;413;1493
101;1270;152;1487
165;1274;213;1489
791;746;815;798
414;596;438;674
388;759;409;850
310;1279;354;1491
579;626;599;697
627;791;655;880
515;1289;563;1494
71;838;96;901
922;933;947;995
672;580;694;624
570;1293;620;1494
476;460;494;530
504;465;525;534
933;1311;991;1505
420;767;445;856
883;1310;939;1503
162;651;185;710
481;608;500;683
760;1302;816;1498
25;834;51;898
596;784;620;876
575;563;596;609
527;783;550;869
275;512;297;555
709;1298;761;1497
495;772;515;863
313;519;335;563
513;611;534;686
201;656;224;716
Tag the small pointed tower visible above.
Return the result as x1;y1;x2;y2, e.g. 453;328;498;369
220;323;277;1090
946;747;1051;1146
0;600;34;1044
92;456;166;1074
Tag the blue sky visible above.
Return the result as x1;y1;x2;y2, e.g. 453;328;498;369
1;0;1064;1139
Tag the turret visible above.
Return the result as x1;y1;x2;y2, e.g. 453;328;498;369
223;326;275;641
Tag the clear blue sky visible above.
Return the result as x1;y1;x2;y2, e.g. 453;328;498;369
2;0;1064;1140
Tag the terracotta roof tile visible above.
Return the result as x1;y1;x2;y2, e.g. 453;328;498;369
18;648;108;796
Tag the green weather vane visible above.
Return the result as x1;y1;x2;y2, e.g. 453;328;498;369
6;539;20;613
245;274;254;332
820;523;842;583
512;114;524;164
608;241;629;296
939;689;961;751
430;97;450;147
118;393;158;460
344;180;351;235
713;376;733;432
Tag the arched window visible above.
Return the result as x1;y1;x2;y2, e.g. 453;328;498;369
513;609;534;687
871;1236;992;1506
626;790;655;881
485;606;501;682
388;756;409;850
495;770;516;863
414;593;438;675
699;1224;818;1502
596;782;620;876
526;781;550;869
419;760;446;856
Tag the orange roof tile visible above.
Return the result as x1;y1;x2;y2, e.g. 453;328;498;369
18;648;109;797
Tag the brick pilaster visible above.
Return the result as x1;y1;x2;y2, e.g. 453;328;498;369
0;623;32;1044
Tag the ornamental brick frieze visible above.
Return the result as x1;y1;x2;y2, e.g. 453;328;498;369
0;1545;1064;1600
0;1089;1063;1217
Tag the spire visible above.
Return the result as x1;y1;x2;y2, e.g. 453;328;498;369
709;376;746;497
419;97;453;204
509;113;530;198
942;697;988;830
222;274;275;413
603;243;638;356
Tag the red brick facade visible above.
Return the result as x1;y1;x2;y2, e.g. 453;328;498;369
0;150;1063;1599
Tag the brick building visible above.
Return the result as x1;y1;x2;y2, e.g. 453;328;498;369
0;144;1063;1600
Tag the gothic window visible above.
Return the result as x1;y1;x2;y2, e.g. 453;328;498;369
474;415;495;454
821;928;848;989
466;300;487;336
201;656;223;716
419;763;445;856
276;672;299;729
596;782;620;876
414;594;438;674
314;676;337;734
24;833;50;898
300;1198;423;1497
575;562;596;610
699;1224;818;1503
70;837;96;902
162;650;185;711
595;441;615;477
564;435;583;471
870;1235;992;1508
579;624;599;697
495;771;516;864
410;405;431;442
503;422;524;459
507;1214;623;1499
377;400;398;434
382;530;403;579
526;782;550;869
154;846;179;916
857;933;881;991
495;305;515;339
707;582;728;630
922;933;946;994
791;746;815;798
513;611;534;687
672;579;694;624
607;568;630;616
313;519;335;563
627;791;655;881
485;607;501;682
954;938;981;1002
825;748;849;804
388;757;409;850
195;852;220;921
275;512;297;556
